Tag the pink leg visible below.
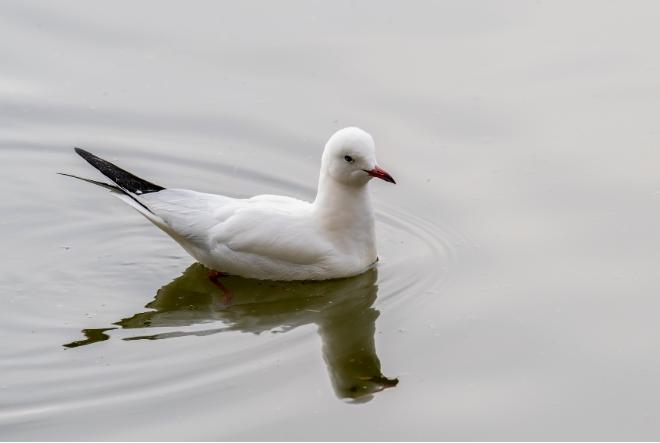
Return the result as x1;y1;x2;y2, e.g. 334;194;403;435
208;270;233;305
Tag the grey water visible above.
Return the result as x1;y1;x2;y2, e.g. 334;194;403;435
2;0;660;440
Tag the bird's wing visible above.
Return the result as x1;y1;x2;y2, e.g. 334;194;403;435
213;198;333;266
140;189;235;248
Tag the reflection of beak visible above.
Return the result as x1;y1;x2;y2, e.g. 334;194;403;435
364;165;396;184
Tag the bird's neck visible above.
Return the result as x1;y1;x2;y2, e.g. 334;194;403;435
313;172;376;256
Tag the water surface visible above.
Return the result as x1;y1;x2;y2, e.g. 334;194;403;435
2;1;660;440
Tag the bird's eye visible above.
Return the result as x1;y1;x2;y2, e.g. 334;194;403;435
344;155;354;163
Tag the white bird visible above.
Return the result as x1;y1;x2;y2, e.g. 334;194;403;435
62;127;396;281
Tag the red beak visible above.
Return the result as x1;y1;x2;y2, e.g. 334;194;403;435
365;165;396;184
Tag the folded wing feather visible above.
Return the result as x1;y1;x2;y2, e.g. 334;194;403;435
141;190;332;266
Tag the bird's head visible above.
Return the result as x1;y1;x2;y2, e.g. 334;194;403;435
321;127;395;186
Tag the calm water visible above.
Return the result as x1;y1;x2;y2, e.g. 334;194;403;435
2;1;660;440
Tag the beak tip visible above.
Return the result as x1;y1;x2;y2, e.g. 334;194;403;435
367;165;396;184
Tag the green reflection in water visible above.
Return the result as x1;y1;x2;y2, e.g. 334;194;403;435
65;264;398;400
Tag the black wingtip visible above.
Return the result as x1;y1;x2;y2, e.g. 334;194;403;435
59;170;157;214
57;172;122;192
72;147;165;195
74;147;98;163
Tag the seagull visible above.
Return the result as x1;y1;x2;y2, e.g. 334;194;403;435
61;127;396;281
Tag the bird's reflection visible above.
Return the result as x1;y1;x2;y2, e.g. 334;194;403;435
65;264;398;400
